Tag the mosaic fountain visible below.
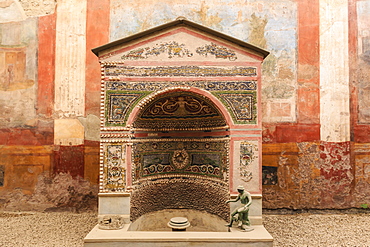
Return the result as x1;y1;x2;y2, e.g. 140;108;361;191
84;18;273;246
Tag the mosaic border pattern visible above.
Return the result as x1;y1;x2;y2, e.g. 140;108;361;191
105;81;257;126
103;144;126;191
105;65;257;77
214;91;257;124
106;80;257;91
105;91;150;126
120;41;237;61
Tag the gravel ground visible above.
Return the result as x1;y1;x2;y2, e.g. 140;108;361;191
0;212;369;246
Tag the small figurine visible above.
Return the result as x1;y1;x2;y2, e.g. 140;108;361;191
225;185;253;231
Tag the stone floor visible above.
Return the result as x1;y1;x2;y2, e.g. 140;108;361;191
0;211;369;246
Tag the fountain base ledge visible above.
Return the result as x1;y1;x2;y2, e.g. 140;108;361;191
84;223;273;247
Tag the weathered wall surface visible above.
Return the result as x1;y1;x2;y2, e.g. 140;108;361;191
0;0;369;210
110;0;298;124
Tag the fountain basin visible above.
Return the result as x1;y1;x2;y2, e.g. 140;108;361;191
84;209;273;246
84;224;273;247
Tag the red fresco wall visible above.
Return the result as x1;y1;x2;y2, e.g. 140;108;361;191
1;0;369;211
262;0;370;209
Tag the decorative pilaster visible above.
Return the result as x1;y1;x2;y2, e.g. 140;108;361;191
319;0;350;142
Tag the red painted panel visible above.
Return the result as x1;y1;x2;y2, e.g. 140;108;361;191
263;1;321;144
0;128;53;145
354;125;370;143
54;145;84;178
297;87;320;124
85;0;110;116
275;124;320;143
297;0;320;125
37;13;56;117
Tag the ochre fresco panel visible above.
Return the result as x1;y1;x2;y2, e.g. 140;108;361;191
0;146;52;193
84;143;100;185
353;143;370;206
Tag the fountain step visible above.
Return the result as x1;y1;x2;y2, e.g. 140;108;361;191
84;224;273;247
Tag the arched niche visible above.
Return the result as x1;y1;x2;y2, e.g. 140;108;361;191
129;89;230;221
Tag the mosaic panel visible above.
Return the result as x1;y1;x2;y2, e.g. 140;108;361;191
105;82;257;126
121;41;193;60
106;80;257;91
105;91;149;126
196;42;237;61
132;91;227;130
119;41;237;61
215;92;257;124
103;144;126;191
132;140;229;181
104;65;256;77
239;142;258;182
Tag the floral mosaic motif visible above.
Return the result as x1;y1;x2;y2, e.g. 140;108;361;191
218;93;256;121
239;142;257;182
133;91;227;131
185;153;221;176
121;41;193;60
142;153;174;176
196;43;237;61
142;94;218;117
104;144;126;191
262;166;278;185
132;140;228;180
106;92;149;126
108;94;140;121
105;82;257;125
106;80;257;91
172;149;190;169
104;65;257;77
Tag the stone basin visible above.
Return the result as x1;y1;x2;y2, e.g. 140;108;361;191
84;209;273;247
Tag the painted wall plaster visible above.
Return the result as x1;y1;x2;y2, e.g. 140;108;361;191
110;0;298;123
0;0;369;212
0;172;98;212
357;0;370;123
0;17;38;128
263;141;355;209
320;0;350;142
0;0;26;23
18;0;56;17
54;0;87;118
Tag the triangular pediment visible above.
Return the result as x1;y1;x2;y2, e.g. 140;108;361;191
92;18;269;63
